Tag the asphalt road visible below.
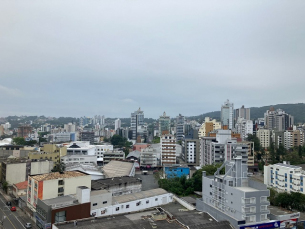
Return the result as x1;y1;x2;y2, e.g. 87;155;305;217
0;194;28;229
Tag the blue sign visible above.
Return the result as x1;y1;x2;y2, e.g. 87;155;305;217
239;221;280;229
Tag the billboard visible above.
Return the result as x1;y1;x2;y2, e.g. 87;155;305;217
239;221;280;229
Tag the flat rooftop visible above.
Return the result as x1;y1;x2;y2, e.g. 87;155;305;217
275;163;301;169
55;202;232;229
42;195;78;209
31;171;88;181
91;176;141;190
235;186;260;192
112;188;167;204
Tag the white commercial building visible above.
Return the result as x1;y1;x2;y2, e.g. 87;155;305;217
264;161;305;193
95;144;113;166
90;188;173;218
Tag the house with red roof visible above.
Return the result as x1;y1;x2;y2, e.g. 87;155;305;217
13;180;28;198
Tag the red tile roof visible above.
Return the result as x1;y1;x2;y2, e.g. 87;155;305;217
14;181;28;190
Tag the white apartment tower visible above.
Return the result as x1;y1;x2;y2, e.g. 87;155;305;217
235;117;253;141
115;119;121;131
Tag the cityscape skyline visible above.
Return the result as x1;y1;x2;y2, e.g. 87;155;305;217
1;1;305;118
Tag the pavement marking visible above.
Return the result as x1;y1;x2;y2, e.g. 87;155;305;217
0;194;24;228
0;207;17;229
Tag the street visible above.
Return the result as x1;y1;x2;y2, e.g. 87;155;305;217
0;193;32;229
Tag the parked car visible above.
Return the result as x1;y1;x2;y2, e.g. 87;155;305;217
24;223;32;228
6;201;11;206
10;206;16;211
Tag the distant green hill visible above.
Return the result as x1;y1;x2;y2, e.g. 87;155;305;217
188;103;305;124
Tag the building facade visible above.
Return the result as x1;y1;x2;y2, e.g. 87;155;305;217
176;114;185;141
27;171;91;210
264;162;305;193
198;117;221;138
221;100;234;129
159;112;171;135
235;117;253;141
160;134;176;165
130;108;144;140
256;129;270;149
197;156;270;229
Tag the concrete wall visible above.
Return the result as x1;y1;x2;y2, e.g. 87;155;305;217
31;161;53;175
64;175;91;196
91;191;112;211
6;163;27;185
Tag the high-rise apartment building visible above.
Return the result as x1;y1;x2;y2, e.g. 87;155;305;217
176;114;185;141
256;129;270;149
198;117;221;137
17;125;32;138
235;105;250;122
235;117;253;141
200;130;248;166
161;134;176;165
64;123;76;133
130;108;145;140
159;112;171;135
221;100;234;129
114;119;121;131
264;108;294;131
80;131;95;144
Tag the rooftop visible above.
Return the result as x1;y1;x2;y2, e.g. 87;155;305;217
275;163;301;169
55;202;232;229
91;176;141;190
14;180;28;190
30;171;88;181
42;195;78;209
235;186;260;192
103;161;134;178
112;188;167;204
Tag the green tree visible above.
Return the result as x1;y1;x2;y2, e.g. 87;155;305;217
247;134;261;152
2;180;8;193
152;136;160;144
12;137;26;145
268;142;277;164
52;161;66;173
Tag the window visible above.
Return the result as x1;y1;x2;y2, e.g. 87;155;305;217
103;201;107;204
136;201;141;206
93;203;97;206
58;180;64;185
155;198;158;201
55;211;66;223
126;205;130;208
146;200;149;204
116;207;119;211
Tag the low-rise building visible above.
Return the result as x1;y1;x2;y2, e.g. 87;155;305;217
91;176;142;196
140;146;160;169
163;165;190;179
36;186;91;228
28;144;67;163
13;180;28;198
27;171;91;210
102;161;135;178
103;150;125;165
90;188;173;218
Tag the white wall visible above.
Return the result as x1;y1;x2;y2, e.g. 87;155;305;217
91;193;173;217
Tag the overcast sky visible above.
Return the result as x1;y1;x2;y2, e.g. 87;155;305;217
1;1;305;119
